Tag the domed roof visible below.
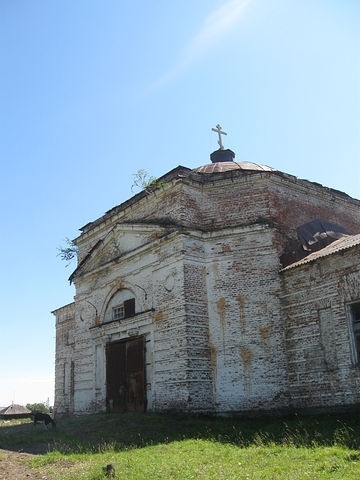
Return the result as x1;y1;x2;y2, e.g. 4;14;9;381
193;161;276;174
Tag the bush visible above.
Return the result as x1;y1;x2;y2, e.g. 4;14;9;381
26;403;49;414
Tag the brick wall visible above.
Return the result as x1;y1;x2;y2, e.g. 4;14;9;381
54;165;360;415
52;303;75;415
281;245;360;411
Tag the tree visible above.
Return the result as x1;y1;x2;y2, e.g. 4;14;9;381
26;402;49;413
131;169;157;193
57;237;78;267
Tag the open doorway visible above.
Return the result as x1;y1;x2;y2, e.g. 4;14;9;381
106;336;146;412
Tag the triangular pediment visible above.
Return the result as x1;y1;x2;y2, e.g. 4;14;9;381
69;223;174;283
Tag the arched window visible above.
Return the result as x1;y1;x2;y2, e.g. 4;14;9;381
104;289;135;323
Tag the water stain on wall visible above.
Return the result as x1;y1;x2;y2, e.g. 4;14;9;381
239;347;253;395
155;311;164;322
259;326;271;354
111;279;125;290
236;295;246;338
216;297;227;362
216;297;226;328
209;342;217;393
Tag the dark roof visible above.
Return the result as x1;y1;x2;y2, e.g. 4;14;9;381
296;220;350;252
281;233;360;271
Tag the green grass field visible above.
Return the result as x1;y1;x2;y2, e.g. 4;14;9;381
1;412;360;479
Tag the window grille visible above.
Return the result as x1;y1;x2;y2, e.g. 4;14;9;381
112;305;125;321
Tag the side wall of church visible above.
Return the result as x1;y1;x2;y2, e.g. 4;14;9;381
200;225;289;413
281;245;360;411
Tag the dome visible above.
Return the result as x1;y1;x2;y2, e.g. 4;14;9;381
193;161;277;174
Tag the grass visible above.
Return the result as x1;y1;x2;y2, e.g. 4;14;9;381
1;412;360;479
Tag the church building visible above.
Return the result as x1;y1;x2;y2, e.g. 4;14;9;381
53;128;360;416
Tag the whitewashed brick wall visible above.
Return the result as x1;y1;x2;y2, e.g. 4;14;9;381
53;166;360;416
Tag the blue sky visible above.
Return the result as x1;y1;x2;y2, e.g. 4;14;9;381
0;0;359;407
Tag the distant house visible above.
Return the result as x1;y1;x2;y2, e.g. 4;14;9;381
53;145;360;416
0;404;31;419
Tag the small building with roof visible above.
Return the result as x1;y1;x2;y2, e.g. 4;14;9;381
52;129;360;416
0;404;31;419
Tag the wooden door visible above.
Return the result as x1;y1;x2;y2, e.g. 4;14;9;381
106;336;146;412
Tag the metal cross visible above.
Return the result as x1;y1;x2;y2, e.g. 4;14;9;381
212;124;227;150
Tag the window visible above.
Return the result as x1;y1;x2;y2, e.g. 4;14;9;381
112;305;125;321
112;298;135;322
350;302;360;362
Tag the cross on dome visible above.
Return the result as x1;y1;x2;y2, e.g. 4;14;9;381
212;124;227;150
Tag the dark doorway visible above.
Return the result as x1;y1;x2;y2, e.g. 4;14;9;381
106;336;146;413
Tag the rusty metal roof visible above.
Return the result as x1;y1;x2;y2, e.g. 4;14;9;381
281;233;360;271
193;161;276;174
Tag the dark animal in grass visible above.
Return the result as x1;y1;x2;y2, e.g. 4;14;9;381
32;412;56;428
103;464;116;477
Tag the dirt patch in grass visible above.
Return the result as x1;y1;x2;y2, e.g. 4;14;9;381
0;449;76;480
0;448;47;479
